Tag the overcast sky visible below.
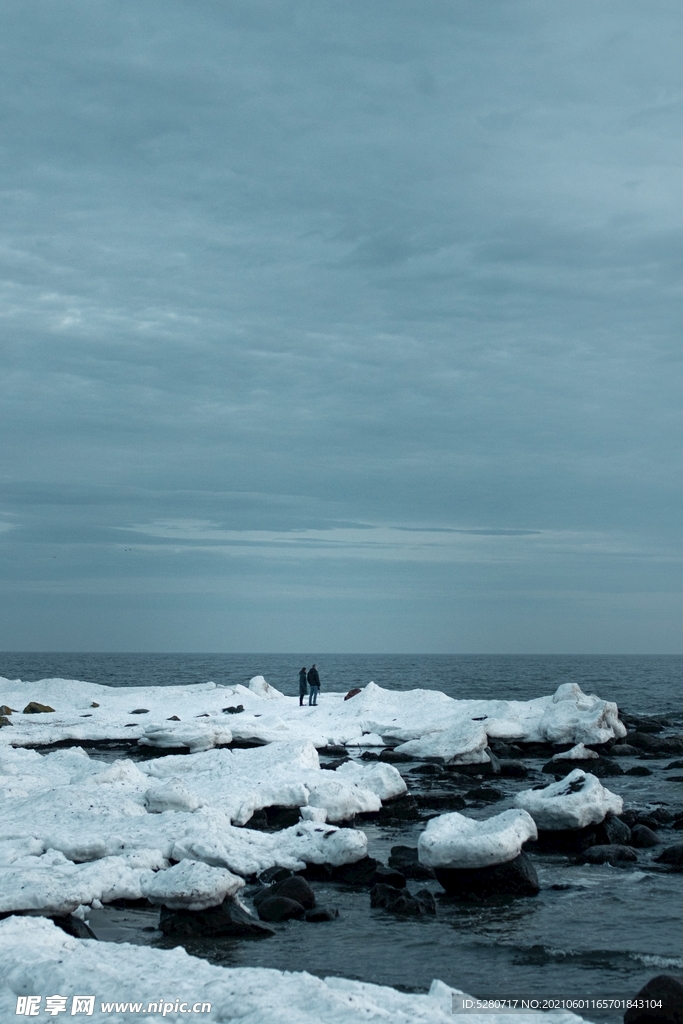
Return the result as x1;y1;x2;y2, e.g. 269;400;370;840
1;0;682;653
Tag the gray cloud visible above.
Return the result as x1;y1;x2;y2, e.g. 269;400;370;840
1;0;682;652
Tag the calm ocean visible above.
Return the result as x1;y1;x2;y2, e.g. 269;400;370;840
2;652;682;1019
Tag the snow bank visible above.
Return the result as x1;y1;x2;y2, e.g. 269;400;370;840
418;810;538;870
0;916;592;1024
551;743;599;763
0;741;381;913
0;676;626;761
514;769;623;831
140;860;244;910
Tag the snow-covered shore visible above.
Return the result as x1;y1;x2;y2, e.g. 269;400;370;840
0;675;627;757
0;916;592;1024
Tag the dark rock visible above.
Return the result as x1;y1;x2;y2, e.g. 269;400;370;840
159;897;274;938
332;856;379;886
628;734;683;755
414;792;467;812
666;776;683;782
414;888;437;913
388;845;436;881
409;764;444;776
222;705;245;714
370;865;406;889
466;786;504;803
258;866;293;886
370;883;436;916
52;914;97;939
195;713;210;717
90;702;99;708
257;896;306;922
320;758;350;770
620;810;640;828
377;795;420;821
631;825;659;848
0;716;12;727
610;744;642;757
674;818;683;831
359;751;380;761
637;815;662;830
489;741;518;758
434;852;540;900
499;760;529;778
667;761;683;770
129;708;150;715
378;749;413;764
344;688;362;701
623;973;683;1024
264;806;301;830
305;907;339;922
648;808;679;825
270;875;316;910
627;766;653;776
528;826;599;855
656;844;683;870
0;705;16;715
580;845;638;866
167;715;180;721
301;862;334;881
23;702;55;714
244;809;268;830
596;814;632;846
318;745;348;757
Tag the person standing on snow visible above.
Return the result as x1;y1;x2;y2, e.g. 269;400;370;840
307;664;320;706
298;666;308;706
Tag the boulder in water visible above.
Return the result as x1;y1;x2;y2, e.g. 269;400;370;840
23;702;55;714
159;897;274;938
630;825;659;848
370;883;436;916
434;853;540;900
623;974;683;1024
388;846;435;881
656;844;683;870
580;845;638;866
257;896;306;922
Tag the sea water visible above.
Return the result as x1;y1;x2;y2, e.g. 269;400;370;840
2;652;682;1019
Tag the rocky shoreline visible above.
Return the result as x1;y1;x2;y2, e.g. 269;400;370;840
1;675;682;1023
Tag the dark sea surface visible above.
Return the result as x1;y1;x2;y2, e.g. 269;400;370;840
2;652;683;715
2;653;683;1020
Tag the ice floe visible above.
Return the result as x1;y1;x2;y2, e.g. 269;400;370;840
418;809;538;869
140;859;244;911
514;769;623;831
0;916;592;1024
0;676;626;764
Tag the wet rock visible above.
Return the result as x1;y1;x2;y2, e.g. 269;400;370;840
674;818;683;831
23;702;55;714
610;744;642;757
620;810;640;828
370;865;406;889
499;760;529;778
0;705;16;715
388;845;436;881
51;914;97;940
159;897;274;938
465;786;504;803
528;826;599;855
258;866;293;886
548;757;623;778
376;794;420;821
244;806;300;830
379;749;413;764
0;716;12;727
167;715;180;721
627;766;653;776
244;809;268;830
648;808;680;825
656;843;683;870
320;758;350;770
630;825;659;848
305;907;339;922
409;764;444;776
628;734;683;755
414;792;467;812
359;751;379;761
318;745;348;757
596;814;632;846
580;844;638;866
623;973;683;1024
667;761;683;770
257;896;306;922
332;856;379;886
270;875;316;910
129;708;150;715
489;741;521;758
434;852;540;900
370;883;436;916
344;688;362;701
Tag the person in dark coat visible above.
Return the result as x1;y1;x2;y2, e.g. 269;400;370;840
307;664;320;706
298;667;308;706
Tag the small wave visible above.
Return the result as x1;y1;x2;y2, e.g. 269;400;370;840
514;945;683;971
633;953;683;970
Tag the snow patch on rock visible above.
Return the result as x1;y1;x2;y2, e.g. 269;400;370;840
418;809;538;869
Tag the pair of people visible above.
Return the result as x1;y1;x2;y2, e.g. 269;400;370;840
299;664;321;706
